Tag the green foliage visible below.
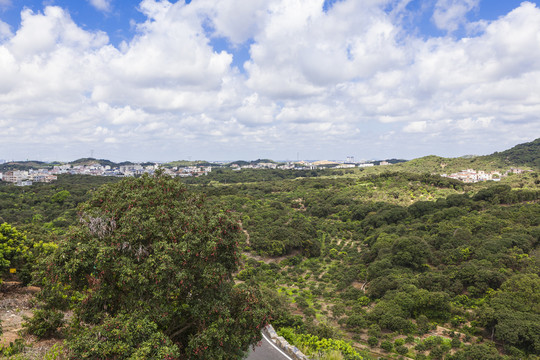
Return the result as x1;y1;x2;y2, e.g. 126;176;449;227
23;308;64;339
0;338;26;357
42;343;66;360
480;273;540;354
278;327;364;360
51;190;71;204
395;344;408;355
0;222;30;281
38;173;268;359
367;336;378;347
491;137;540;168
67;313;181;359
0;174;120;234
445;342;503;360
380;340;393;352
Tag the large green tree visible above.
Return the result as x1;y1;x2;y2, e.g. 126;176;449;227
39;172;269;359
480;273;540;355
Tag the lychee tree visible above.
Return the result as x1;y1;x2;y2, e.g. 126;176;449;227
39;171;269;359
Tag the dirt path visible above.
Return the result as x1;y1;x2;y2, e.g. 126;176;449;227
0;282;37;346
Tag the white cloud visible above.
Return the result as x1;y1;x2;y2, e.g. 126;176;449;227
0;20;12;40
432;0;479;33
88;0;112;13
403;121;427;133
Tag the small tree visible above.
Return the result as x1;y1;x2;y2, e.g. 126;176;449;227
0;223;30;282
39;172;269;359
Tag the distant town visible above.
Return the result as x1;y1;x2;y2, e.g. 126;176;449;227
0;157;529;186
441;168;529;183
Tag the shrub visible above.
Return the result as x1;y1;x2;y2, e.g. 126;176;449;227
368;324;381;337
451;337;462;348
368;336;379;347
67;313;181;359
395;344;409;355
23;309;64;339
380;340;393;352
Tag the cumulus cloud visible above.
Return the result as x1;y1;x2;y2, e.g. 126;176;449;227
0;0;539;161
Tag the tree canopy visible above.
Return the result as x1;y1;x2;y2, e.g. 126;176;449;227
38;172;268;359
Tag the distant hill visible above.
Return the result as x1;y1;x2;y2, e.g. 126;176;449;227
70;158;132;167
163;160;221;168
228;159;278;166
396;138;539;174
0;160;48;171
489;137;540;168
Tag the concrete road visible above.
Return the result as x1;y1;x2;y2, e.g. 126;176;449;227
245;332;294;360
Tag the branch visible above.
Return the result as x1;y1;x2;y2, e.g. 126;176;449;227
170;322;195;339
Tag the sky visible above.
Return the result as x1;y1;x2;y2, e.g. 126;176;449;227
0;0;539;162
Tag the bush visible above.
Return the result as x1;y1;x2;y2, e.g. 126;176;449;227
277;328;363;360
346;314;366;330
0;338;26;357
67;313;181;359
368;324;381;337
23;309;64;339
368;336;379;347
380;340;393;352
430;346;444;360
395;344;409;355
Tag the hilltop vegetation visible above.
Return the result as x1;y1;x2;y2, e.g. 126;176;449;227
491;138;540;168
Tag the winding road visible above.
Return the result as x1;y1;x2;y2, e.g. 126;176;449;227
245;331;294;360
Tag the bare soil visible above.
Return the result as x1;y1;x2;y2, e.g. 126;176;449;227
0;282;65;359
0;282;36;346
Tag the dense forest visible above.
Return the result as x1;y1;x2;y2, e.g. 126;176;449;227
0;139;539;359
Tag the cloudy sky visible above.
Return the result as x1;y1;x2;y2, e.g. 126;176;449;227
0;0;539;162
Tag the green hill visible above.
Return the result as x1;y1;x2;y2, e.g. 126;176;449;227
70;158;128;167
0;160;49;171
394;138;539;174
490;137;540;168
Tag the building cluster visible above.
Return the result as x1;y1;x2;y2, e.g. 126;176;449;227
0;163;213;186
232;162;277;170
0;170;57;186
0;158;397;186
441;168;528;183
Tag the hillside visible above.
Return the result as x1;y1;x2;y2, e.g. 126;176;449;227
490;137;540;168
393;138;539;174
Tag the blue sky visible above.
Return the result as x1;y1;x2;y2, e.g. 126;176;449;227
0;0;539;162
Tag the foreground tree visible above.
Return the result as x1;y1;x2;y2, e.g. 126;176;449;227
38;172;269;359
